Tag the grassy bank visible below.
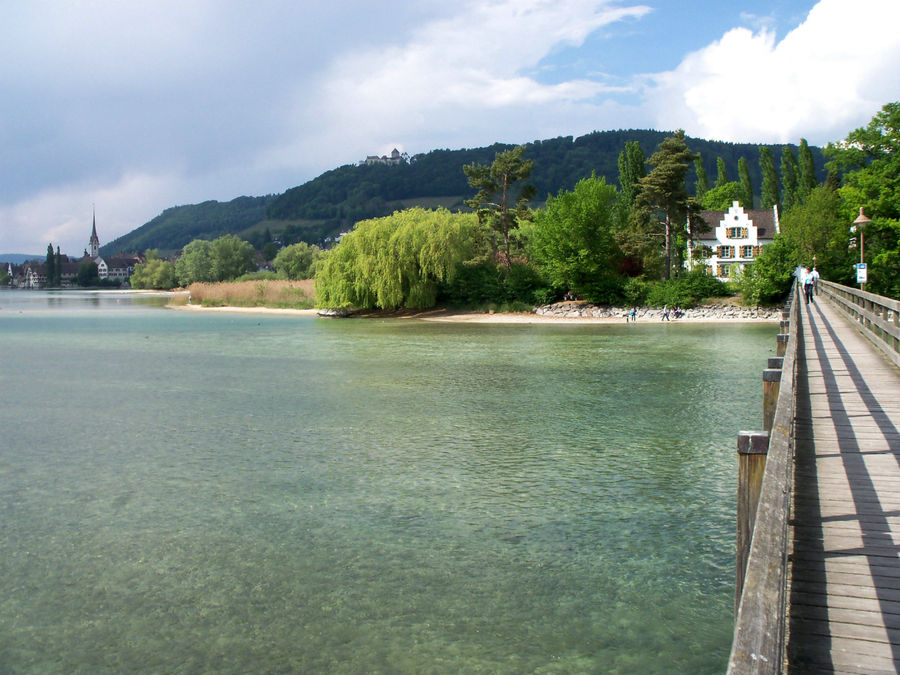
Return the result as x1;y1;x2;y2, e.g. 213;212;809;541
186;280;315;309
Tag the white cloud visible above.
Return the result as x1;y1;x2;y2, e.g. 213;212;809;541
644;0;900;144
0;172;189;255
5;0;899;257
266;0;650;170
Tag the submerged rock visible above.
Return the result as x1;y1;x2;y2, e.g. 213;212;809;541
317;307;354;318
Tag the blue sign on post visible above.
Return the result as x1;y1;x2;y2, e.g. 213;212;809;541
856;263;868;284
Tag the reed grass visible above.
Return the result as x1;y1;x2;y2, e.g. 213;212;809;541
187;279;316;309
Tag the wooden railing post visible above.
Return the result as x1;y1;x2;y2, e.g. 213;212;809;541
736;430;770;612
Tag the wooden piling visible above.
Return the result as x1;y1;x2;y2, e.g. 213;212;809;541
763;368;782;432
736;430;770;613
776;333;789;357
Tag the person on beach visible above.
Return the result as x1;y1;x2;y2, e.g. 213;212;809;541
662;305;670;321
630;306;637;322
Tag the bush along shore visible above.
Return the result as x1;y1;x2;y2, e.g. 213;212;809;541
533;301;781;321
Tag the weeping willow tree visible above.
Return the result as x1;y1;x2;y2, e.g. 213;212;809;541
315;207;482;309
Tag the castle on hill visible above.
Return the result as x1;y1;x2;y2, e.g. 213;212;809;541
360;148;410;166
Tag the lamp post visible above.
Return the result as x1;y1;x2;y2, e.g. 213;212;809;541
852;207;871;291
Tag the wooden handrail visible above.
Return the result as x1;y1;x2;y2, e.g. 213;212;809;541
728;283;800;674
817;280;900;368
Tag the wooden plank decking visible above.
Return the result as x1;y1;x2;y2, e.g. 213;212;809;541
788;292;900;673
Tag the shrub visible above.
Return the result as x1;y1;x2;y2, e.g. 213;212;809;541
439;261;551;307
622;277;649;306
644;269;730;307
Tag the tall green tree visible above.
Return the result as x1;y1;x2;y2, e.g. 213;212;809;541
526;174;622;303
617;140;646;206
779;186;852;283
825;102;900;219
463;145;536;269
715;156;728;188
781;146;800;212
54;247;62;286
45;243;55;287
694;154;708;199
636;130;697;280
130;250;176;289
825;101;900;297
701;182;742;210
76;261;99;287
797;138;818;203
738;157;754;208
273;242;321;280
175;239;214;286
759;146;780;209
740;235;800;306
210;235;256;281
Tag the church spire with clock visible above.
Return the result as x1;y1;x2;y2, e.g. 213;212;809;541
89;208;100;258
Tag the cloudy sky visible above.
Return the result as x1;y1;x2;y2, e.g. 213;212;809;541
3;0;899;256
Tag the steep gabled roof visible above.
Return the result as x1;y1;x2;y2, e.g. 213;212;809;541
695;207;777;241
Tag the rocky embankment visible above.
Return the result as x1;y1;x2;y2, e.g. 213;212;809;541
533;301;781;321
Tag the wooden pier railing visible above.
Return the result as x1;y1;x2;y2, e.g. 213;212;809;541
817;279;900;368
728;285;800;674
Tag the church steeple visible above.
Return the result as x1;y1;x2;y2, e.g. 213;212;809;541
89;207;100;258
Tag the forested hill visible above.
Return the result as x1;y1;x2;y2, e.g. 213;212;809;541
102;130;826;256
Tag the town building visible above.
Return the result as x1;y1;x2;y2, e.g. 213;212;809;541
81;212;140;283
687;201;780;280
10;214;141;288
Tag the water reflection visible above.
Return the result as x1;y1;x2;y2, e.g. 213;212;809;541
1;289;175;312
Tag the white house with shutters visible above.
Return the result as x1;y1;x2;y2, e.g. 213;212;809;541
687;201;780;280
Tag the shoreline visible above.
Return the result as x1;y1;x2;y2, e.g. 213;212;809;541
173;302;780;324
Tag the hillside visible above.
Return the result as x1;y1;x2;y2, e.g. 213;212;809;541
102;130;826;256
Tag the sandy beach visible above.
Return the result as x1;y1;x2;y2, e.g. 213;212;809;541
174;303;780;324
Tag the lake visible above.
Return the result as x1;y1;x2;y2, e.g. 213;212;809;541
0;290;777;673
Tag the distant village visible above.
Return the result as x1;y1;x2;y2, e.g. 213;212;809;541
3;199;782;289
4;216;142;289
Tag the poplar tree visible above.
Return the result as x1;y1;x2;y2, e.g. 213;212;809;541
715;157;728;188
797;138;817;203
781;147;800;212
45;243;55;287
463;145;536;269
55;246;62;286
738;157;754;209
693;154;708;199
636;130;697;280
617;140;646;206
759;146;780;209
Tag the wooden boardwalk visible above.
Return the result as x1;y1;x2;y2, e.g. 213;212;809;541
788;292;900;673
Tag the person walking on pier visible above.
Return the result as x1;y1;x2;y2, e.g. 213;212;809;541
802;267;814;304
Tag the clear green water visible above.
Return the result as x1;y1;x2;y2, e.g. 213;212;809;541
0;291;776;673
